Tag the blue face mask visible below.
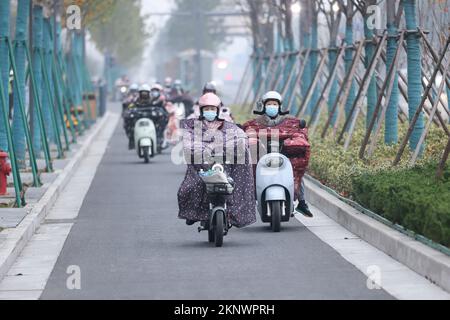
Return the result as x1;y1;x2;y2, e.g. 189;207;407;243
265;106;279;118
203;111;218;122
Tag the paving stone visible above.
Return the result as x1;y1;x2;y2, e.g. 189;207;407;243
0;208;28;228
40;173;59;185
53;159;70;170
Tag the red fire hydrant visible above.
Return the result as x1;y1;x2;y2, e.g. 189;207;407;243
0;151;12;195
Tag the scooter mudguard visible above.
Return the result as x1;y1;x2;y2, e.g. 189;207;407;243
139;138;152;147
210;207;226;230
264;185;287;201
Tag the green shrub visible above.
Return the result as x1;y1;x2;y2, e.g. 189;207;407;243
352;163;450;247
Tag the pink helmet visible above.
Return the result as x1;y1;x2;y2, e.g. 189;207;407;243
152;83;163;91
199;93;222;108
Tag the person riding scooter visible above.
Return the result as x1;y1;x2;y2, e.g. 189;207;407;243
123;84;151;149
122;83;139;114
188;82;222;120
171;79;184;98
126;84;170;152
147;84;170;152
242;91;313;218
178;93;257;229
163;77;173;100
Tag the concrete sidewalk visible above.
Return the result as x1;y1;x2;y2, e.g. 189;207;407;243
0;111;116;283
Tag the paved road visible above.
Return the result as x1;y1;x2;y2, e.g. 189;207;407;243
40;112;393;300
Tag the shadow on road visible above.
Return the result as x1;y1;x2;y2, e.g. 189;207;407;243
239;223;307;234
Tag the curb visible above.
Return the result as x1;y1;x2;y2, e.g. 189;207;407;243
0;112;113;282
304;176;450;293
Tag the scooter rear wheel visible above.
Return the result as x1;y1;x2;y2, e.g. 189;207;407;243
214;212;224;247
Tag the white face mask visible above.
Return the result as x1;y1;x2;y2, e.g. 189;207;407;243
203;111;218;122
265;104;279;118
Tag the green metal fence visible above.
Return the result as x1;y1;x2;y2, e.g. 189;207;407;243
0;2;100;208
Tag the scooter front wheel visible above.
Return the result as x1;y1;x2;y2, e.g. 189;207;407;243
270;201;282;233
214;211;224;247
143;146;150;163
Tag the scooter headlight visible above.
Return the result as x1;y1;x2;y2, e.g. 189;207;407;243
120;86;127;93
265;156;284;168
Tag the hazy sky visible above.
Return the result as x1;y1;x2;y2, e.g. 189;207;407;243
86;0;252;101
141;0;175;56
138;0;252;101
135;0;176;81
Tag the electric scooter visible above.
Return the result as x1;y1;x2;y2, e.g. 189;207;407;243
255;139;295;232
198;164;235;247
133;110;157;163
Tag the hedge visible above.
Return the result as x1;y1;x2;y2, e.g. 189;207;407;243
351;163;450;247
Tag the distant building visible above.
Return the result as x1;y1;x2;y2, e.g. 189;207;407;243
156;49;214;96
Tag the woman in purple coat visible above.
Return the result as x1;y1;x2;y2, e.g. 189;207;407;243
177;93;257;228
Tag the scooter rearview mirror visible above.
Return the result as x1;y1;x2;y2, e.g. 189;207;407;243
299;119;307;129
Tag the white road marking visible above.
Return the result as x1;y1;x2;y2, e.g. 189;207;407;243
295;204;450;300
0;113;120;300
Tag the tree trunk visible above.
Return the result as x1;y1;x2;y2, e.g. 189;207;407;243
247;0;263;98
363;0;379;133
404;0;424;152
299;0;312;116
12;0;31;166
31;4;44;155
327;7;341;127
42;17;54;143
282;0;296;113
0;0;11;151
54;14;65;134
309;3;319;119
385;0;400;144
344;2;356;122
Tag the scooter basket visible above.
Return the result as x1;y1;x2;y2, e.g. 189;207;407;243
205;183;234;195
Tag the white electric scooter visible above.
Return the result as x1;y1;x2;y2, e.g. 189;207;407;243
255;140;295;232
134;117;157;164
